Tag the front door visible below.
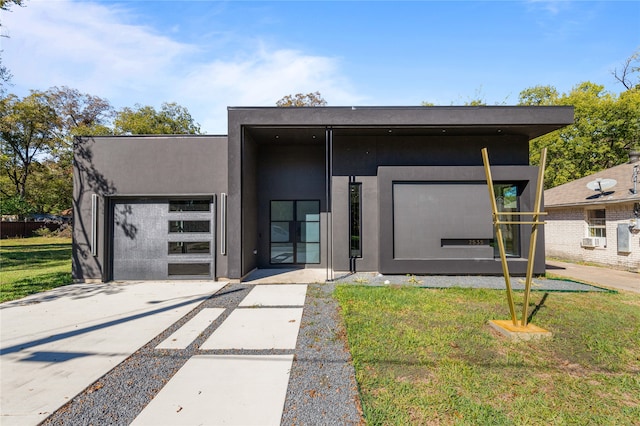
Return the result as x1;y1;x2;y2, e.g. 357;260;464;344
270;200;320;264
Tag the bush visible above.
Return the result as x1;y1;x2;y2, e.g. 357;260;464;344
33;227;53;237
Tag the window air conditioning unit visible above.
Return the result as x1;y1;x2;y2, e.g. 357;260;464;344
581;237;606;247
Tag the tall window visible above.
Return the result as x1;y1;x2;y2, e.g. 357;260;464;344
349;183;362;258
493;184;521;257
587;209;606;238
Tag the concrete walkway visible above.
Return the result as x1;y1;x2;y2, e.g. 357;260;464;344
545;260;639;294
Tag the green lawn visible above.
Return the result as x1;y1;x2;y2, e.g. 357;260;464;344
0;237;72;302
335;286;640;425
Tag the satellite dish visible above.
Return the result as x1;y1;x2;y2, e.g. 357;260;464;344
586;178;617;192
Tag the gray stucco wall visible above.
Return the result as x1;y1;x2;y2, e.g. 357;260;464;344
329;134;531;273
255;142;327;268
226;106;573;278
73;135;228;282
332;134;530;176
241;130;259;275
377;165;544;275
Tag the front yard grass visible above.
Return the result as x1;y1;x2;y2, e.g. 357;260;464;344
0;237;72;302
335;286;640;425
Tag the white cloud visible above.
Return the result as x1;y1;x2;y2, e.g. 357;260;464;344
2;0;194;100
177;46;363;132
1;0;362;133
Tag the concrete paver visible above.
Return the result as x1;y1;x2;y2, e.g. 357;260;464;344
156;308;226;350
239;284;308;307
546;260;639;293
0;281;225;426
131;354;294;426
200;308;304;350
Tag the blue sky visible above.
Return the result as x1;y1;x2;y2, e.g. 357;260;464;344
1;0;638;133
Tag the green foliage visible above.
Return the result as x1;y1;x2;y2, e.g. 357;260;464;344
0;194;34;216
33;226;53;237
520;82;640;188
518;85;559;106
335;286;640;425
276;91;327;107
0;91;59;199
0;237;72;302
113;102;201;135
1;87;112;214
26;155;73;214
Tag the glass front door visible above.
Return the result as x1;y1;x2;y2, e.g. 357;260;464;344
270;200;320;264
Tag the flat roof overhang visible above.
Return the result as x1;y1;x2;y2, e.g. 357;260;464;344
229;106;574;140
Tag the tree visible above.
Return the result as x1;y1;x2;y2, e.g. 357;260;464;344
113;102;201;135
517;85;559;106
0;92;59;203
0;87;111;215
46;86;114;142
613;50;640;91
520;82;640;188
27;155;72;214
276;91;327;107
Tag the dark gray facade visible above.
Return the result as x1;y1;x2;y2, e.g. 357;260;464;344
73;106;573;282
73;136;228;282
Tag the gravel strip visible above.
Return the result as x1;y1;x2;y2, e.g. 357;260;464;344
333;272;610;292
281;283;364;425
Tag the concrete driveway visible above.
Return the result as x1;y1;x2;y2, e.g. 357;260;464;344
546;260;639;294
0;281;225;426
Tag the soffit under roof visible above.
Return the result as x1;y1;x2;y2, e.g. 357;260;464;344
232;106;574;141
246;124;565;144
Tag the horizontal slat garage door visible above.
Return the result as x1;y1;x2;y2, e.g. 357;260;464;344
112;198;214;280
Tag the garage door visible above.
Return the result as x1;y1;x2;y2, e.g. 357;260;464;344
112;198;214;280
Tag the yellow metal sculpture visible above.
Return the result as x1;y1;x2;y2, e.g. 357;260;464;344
482;147;551;339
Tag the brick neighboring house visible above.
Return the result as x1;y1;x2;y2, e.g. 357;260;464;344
544;153;640;272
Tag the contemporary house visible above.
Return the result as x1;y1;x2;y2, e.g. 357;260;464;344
72;106;574;282
544;153;640;272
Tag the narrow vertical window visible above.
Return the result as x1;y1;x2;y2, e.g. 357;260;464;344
350;183;362;258
493;184;521;257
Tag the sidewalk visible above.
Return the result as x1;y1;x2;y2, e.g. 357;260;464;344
545;260;639;294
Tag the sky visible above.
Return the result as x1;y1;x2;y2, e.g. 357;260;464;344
1;0;639;133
